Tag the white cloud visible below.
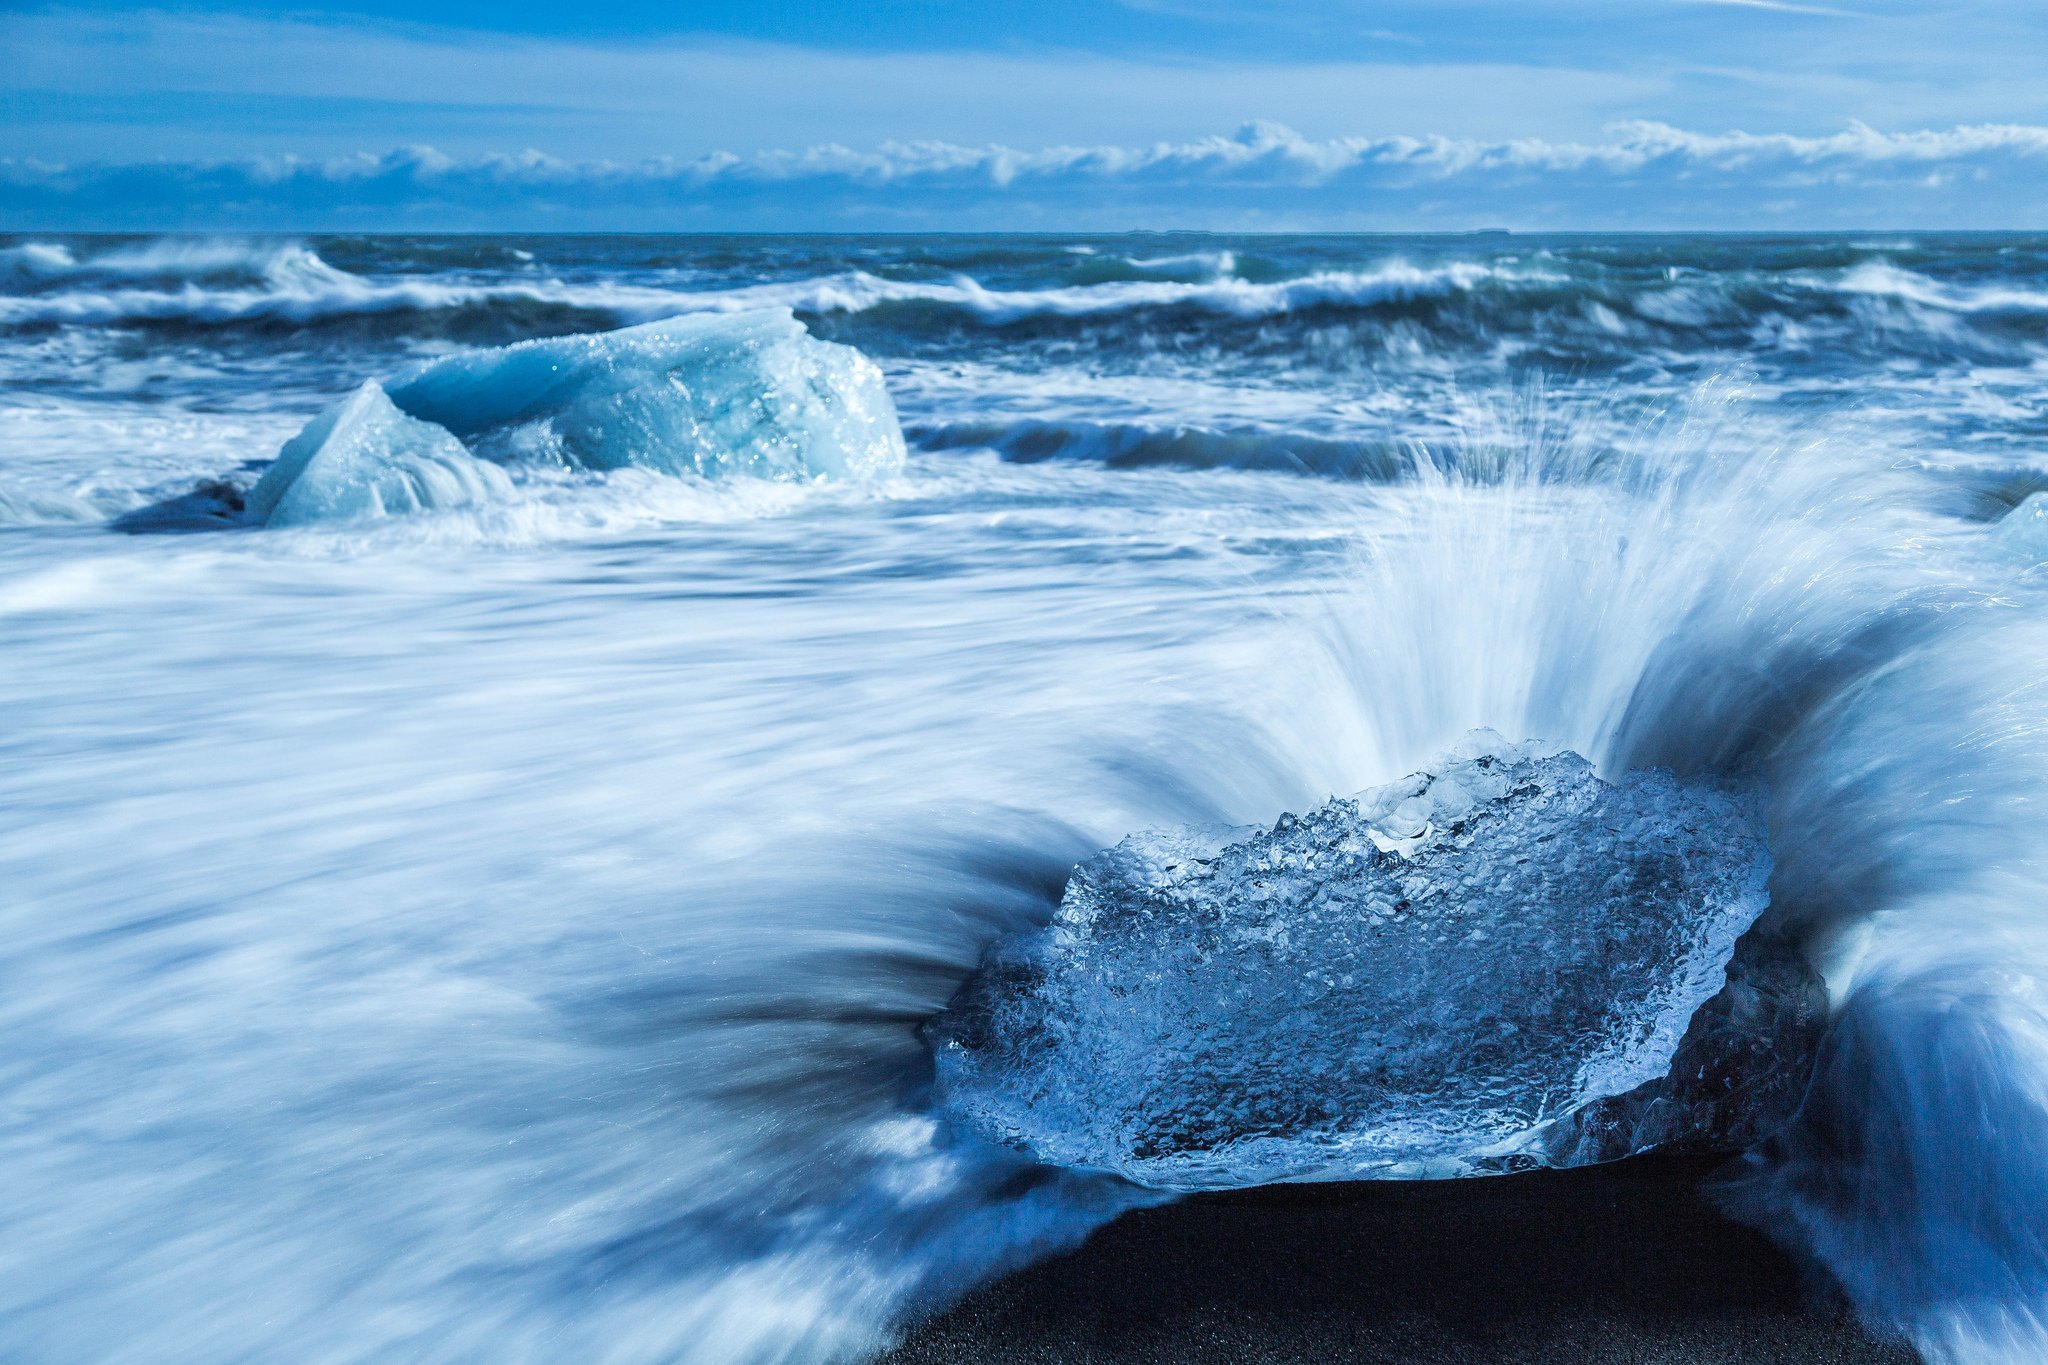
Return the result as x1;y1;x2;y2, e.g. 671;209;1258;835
9;5;2048;181
6;120;2046;230
1674;0;1867;18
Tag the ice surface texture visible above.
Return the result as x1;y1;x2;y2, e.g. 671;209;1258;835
1537;926;1823;1168
386;309;906;481
243;311;904;527
930;731;1775;1189
1996;492;2048;559
245;381;512;527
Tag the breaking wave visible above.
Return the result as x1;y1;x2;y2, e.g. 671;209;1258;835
0;240;662;328
11;231;2048;1365
0;242;1506;329
1821;261;2048;314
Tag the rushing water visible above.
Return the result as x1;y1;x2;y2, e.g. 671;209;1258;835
6;232;2048;1363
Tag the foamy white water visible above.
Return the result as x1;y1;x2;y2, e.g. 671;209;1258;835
7;232;2048;1362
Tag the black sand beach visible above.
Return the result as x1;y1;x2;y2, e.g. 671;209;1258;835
885;1153;1917;1364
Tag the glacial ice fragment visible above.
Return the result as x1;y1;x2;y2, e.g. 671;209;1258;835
385;309;906;481
1534;926;1824;1168
1995;491;2048;560
929;731;1776;1189
247;381;512;527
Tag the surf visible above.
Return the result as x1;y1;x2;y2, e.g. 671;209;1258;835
7;232;2048;1364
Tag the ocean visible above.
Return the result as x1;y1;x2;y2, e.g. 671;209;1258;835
5;232;2048;1363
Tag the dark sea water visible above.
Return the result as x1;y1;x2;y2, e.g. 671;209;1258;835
6;232;2048;1362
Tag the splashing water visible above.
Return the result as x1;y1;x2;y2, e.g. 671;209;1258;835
6;233;2048;1363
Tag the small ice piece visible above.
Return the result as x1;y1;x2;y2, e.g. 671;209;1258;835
385;309;906;481
247;381;512;527
929;730;1774;1189
1995;491;2048;560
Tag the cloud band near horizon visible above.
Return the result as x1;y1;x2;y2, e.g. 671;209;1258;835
6;121;2047;232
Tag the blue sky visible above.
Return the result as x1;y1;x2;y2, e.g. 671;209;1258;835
4;2;2047;229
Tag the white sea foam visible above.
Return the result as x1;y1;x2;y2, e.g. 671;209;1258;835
0;243;1513;327
1122;248;1237;276
9;235;2048;1365
1821;261;2048;314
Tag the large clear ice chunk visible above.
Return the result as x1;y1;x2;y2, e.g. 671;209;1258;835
246;381;513;527
385;309;906;481
929;731;1775;1189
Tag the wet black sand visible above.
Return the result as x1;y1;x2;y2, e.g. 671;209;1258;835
883;1152;1918;1364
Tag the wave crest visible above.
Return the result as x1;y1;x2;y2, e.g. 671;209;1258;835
0;244;1508;330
